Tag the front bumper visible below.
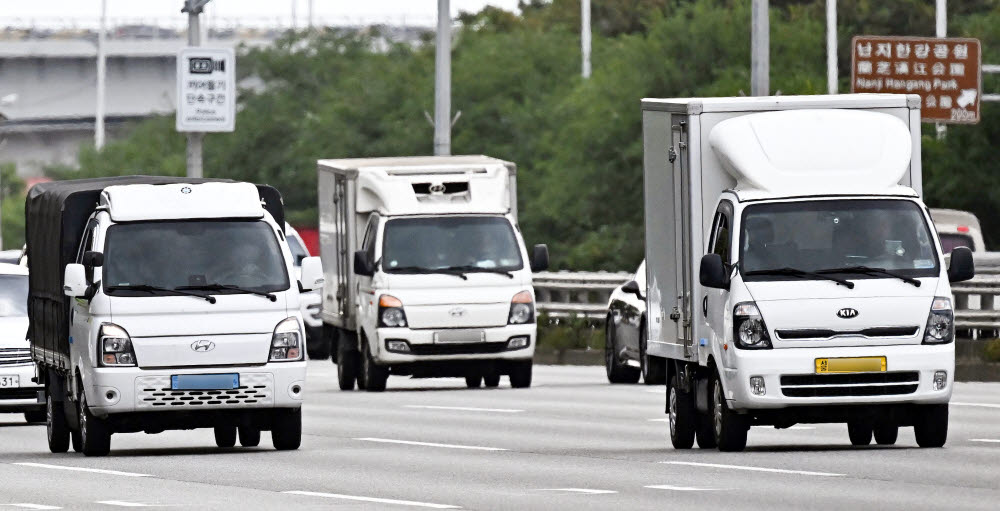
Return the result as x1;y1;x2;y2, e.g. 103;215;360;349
374;323;536;364
723;343;954;411
0;363;44;412
86;361;307;417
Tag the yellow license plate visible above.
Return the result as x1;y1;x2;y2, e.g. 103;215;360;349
815;356;886;374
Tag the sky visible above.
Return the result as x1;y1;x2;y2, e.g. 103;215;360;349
0;1;524;27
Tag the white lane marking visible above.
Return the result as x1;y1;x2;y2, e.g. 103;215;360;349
284;491;460;509
952;402;1000;409
644;388;662;394
404;405;524;413
96;502;163;508
660;461;844;477
4;505;62;510
970;439;1000;443
647;418;669;422
646;485;727;492
355;437;507;451
13;463;151;478
536;489;617;494
786;426;816;430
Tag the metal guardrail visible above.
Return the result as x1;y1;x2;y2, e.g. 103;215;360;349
533;271;631;320
952;252;1000;334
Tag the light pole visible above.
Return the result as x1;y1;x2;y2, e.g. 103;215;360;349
182;0;212;178
826;0;837;94
433;0;451;156
936;0;947;139
581;0;591;78
95;0;107;148
751;0;769;96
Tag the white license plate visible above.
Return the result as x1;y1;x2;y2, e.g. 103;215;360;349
0;375;19;388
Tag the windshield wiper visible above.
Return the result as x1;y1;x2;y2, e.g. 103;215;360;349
106;284;217;304
385;266;468;280
440;265;515;279
817;266;921;287
743;267;855;289
177;283;278;301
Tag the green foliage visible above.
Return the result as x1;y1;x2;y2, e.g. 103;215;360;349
0;163;25;250
536;313;604;361
984;338;1000;363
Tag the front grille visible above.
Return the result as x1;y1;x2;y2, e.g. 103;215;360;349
775;327;919;340
408;342;509;356
0;348;32;366
135;373;274;409
780;371;920;397
0;388;41;401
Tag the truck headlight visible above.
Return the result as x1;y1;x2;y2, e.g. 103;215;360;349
733;302;772;349
378;295;408;328
923;297;954;344
270;317;303;362
99;323;137;366
508;291;534;324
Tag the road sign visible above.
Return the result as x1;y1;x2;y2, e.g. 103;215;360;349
851;36;981;124
176;47;235;132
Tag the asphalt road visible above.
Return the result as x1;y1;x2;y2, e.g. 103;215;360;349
1;363;999;510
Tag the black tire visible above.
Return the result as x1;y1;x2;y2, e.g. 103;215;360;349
465;375;483;388
272;409;302;451
668;372;696;449
239;426;261;447
509;360;532;388
361;337;389;392
214;426;237;448
640;323;666;385
873;423;899;445
337;331;360;391
306;329;331;360
46;391;70;454
695;413;717;449
483;374;501;388
847;422;873;446
914;404;949;448
24;410;46;424
711;371;748;452
605;319;640;384
78;394;111;457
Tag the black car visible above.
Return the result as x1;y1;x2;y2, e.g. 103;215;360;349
604;260;665;384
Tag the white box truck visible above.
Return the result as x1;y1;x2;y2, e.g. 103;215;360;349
641;95;975;451
26;177;322;456
317;156;548;392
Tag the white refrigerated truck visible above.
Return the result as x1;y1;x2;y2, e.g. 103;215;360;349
641;94;975;451
317;156;548;392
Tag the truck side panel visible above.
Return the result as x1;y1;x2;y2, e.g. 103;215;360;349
318;170;358;330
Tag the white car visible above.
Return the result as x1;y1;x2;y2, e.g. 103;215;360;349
0;262;45;423
286;224;325;359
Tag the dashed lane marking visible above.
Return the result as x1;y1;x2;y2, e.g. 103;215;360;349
3;505;61;510
355;437;507;451
660;461;844;477
13;463;151;478
284;491;460;509
645;485;728;491
536;489;617;494
404;405;524;413
969;439;1000;444
951;402;1000;409
95;502;165;508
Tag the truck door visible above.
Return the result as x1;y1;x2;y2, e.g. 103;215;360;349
704;201;734;353
356;214;379;342
70;221;98;365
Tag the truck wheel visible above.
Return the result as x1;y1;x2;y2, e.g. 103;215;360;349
695;413;717;449
711;372;748;452
667;373;695;449
78;394;111;457
873;423;898;445
214;426;237;448
605;320;639;384
337;332;360;391
914;404;948;448
361;339;389;392
509;361;532;388
640;323;666;385
465;375;483;388
847;422;872;446
483;374;501;388
306;334;331;360
46;392;70;454
272;409;302;451
239;426;261;447
24;411;46;424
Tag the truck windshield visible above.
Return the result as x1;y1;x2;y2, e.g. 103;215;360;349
0;275;28;317
740;199;939;280
103;220;289;295
382;216;523;273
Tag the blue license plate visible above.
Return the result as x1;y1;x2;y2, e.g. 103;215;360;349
171;373;239;390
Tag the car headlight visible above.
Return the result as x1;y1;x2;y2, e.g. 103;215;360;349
270;317;303;361
378;294;408;328
733;302;772;349
923;297;954;344
509;291;534;324
99;323;137;366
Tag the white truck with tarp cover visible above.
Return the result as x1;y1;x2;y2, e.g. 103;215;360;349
26;176;323;456
641;94;975;451
317;155;549;391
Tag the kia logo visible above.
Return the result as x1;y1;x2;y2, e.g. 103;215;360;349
191;340;215;352
449;307;466;318
836;308;859;319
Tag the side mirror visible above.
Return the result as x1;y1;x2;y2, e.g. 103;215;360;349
622;280;643;299
947;246;975;283
699;254;730;290
530;244;549;272
63;264;88;298
299;256;324;291
353;250;374;277
82;251;104;268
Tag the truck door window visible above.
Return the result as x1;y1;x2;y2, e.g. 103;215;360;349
708;202;733;264
362;216;378;264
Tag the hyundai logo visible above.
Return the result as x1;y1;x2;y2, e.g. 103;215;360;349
191;340;215;352
449;307;467;318
181;186;192;194
836;308;859;319
429;183;447;194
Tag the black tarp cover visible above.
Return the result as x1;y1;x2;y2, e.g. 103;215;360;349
25;176;284;369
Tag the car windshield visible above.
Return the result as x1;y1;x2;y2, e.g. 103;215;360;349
740;199;939;280
103;220;289;294
382;216;523;272
938;233;974;254
0;275;28;317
